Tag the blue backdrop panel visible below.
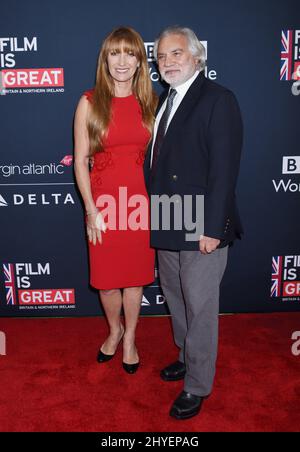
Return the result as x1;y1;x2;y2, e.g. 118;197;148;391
0;0;299;317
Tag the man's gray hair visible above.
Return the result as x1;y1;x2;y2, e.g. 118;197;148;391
153;26;206;71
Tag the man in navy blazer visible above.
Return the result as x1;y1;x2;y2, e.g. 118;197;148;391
144;26;243;420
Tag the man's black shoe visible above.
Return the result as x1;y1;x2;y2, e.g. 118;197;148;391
160;361;186;381
169;391;204;420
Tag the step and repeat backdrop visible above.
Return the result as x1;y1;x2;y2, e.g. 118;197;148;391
0;0;299;317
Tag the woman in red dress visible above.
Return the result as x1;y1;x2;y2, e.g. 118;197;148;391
74;27;157;373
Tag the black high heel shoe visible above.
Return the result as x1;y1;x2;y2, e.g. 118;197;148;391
122;344;140;373
97;325;124;363
97;350;115;363
122;361;140;374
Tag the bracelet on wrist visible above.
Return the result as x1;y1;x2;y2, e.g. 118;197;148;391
86;209;99;216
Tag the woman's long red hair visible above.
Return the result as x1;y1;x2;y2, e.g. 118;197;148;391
87;27;157;155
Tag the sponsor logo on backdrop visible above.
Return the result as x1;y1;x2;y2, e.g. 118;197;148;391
60;155;73;166
280;30;300;80
3;262;76;311
141;294;166;307
271;256;300;301
144;40;217;82
0;194;8;206
280;30;300;96
0;192;75;207
0;156;73;179
156;295;166;304
272;156;300;192
141;295;150;306
0;37;64;95
282;156;300;174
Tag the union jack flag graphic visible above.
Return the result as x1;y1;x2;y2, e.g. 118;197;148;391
271;256;283;297
3;263;17;305
280;30;293;81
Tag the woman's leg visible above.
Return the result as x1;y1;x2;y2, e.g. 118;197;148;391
99;289;124;354
122;286;143;364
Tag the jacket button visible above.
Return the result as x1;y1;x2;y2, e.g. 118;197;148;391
172;175;178;181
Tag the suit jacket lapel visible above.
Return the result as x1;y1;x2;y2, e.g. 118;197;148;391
144;72;206;173
160;72;206;152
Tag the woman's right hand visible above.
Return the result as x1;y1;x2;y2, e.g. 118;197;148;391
86;210;107;245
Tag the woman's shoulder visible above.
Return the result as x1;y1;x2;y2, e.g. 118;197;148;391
75;89;93;116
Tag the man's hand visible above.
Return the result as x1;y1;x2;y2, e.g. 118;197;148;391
199;235;221;254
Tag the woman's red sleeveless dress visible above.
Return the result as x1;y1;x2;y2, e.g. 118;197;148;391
84;90;155;289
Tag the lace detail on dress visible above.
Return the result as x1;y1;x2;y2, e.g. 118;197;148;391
90;151;114;186
136;149;146;166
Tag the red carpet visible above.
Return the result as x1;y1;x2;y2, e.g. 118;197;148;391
0;313;300;432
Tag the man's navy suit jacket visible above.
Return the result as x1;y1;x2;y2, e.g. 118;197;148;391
144;71;243;251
